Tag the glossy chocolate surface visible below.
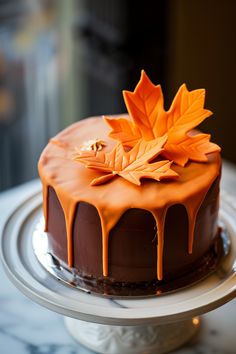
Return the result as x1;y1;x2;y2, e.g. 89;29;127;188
47;175;220;284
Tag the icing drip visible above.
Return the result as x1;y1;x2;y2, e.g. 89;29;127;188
96;208;126;277
184;186;214;254
98;211;111;277
42;182;48;232
152;209;167;281
42;181;76;266
187;208;198;254
42;182;49;231
59;197;77;267
38;117;221;282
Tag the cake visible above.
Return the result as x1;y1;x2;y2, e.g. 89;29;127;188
38;71;221;296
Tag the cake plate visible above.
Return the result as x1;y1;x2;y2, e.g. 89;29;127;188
1;191;236;354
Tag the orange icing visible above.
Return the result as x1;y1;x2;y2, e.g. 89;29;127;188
104;70;220;166
38;116;221;280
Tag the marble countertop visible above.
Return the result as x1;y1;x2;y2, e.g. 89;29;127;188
1;161;236;354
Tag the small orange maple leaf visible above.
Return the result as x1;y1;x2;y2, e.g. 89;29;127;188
74;135;178;186
104;70;221;166
164;133;220;166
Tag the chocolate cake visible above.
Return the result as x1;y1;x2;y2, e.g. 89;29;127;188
38;71;221;295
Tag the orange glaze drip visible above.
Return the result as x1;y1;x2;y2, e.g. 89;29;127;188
38;116;221;280
152;209;167;280
55;191;77;267
42;181;49;231
96;207;125;277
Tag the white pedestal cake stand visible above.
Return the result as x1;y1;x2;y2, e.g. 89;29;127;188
1;191;236;354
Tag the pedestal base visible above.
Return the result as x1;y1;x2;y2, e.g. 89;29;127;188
64;316;200;354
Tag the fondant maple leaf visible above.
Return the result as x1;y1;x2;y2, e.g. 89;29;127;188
74;136;178;186
104;70;221;166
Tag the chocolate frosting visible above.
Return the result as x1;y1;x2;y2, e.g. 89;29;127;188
38;116;221;282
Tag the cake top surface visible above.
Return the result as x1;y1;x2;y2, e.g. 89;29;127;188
40;115;220;211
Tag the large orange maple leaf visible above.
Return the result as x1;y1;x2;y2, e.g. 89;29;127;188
104;70;221;166
74;136;178;186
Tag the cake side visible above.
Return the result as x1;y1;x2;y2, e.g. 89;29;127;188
46;175;220;284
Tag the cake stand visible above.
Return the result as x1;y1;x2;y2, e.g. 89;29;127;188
1;191;236;354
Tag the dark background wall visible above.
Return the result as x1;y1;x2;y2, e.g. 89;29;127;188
0;0;235;190
73;0;168;117
74;0;236;163
165;0;236;163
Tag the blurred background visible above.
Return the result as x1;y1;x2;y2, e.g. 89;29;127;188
0;0;235;191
